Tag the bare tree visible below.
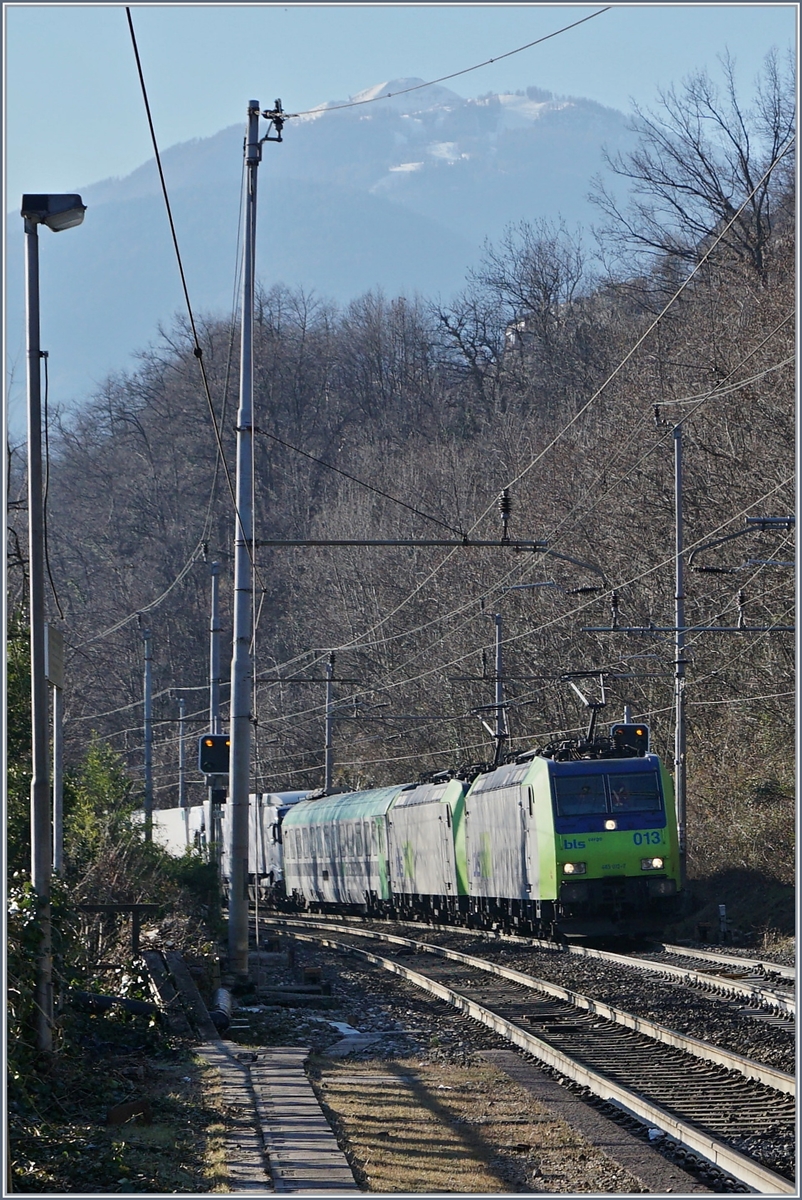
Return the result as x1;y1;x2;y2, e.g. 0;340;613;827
592;49;795;281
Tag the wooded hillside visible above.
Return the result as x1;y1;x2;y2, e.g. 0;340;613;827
8;56;794;888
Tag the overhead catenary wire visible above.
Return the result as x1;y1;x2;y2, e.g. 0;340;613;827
57;6;610;673
73;14;787;681
283;8;612;120
125;7;263;590
119;488;790;776
255;426;466;537
69;28;250;655
72;23;792;787
248;473;794;733
466;139;796;538
545;315;795;545
246;139;794;681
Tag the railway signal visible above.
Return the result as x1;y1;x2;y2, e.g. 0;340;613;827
610;723;650;755
198;734;230;775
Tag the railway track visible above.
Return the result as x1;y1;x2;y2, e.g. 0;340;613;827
262;915;795;1194
303;913;796;1019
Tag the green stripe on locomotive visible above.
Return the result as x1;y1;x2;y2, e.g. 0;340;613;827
449;784;469;896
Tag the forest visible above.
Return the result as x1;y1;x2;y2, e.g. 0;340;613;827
7;52;795;901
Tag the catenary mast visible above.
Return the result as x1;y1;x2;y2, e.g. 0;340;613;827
228;100;283;976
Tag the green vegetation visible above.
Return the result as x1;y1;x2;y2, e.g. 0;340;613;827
6;616;223;1189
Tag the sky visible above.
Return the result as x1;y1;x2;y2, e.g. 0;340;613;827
4;2;797;210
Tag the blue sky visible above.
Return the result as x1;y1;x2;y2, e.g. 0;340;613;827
4;3;797;208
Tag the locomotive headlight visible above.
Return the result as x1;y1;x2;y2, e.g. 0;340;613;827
604;819;617;830
640;857;665;870
562;861;587;875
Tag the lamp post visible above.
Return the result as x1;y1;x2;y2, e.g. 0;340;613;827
21;193;86;1053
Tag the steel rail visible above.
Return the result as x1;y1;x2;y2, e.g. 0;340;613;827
265;917;793;1095
661;943;796;982
573;943;795;1017
276;922;794;1195
271;914;795;1017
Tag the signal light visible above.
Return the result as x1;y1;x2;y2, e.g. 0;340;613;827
610;723;650;754
198;733;230;774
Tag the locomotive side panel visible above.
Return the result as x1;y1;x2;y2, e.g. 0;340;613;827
465;764;536;901
387;780;464;899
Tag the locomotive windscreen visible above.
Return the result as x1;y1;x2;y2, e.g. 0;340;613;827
553;770;663;816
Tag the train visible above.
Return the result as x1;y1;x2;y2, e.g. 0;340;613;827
150;720;682;940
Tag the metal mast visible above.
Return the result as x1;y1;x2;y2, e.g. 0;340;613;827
227;99;283;976
228;100;261;976
178;695;187;845
324;653;335;793
209;561;221;735
493;613;508;764
674;424;687;886
142;626;153;842
24;214;52;1050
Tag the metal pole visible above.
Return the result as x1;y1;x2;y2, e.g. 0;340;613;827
52;684;63;874
208;561;223;864
494;613;507;764
143;628;153;842
25;216;52;1052
178;695;187;845
324;653;334;793
674;424;687;887
209;561;221;735
228;101;261;977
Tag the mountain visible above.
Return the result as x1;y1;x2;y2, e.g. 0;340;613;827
6;81;634;437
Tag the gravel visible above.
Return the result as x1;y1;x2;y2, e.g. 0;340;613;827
410;930;795;1074
234;935;794;1192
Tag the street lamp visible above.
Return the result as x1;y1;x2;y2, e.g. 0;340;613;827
22;192;85;1053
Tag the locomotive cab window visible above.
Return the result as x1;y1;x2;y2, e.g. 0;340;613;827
553;775;607;815
608;772;662;812
553;770;663;816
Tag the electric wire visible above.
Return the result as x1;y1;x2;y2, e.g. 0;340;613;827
69;148;250;654
544;314;795;545
248;473;794;734
246;139;794;681
254;426;466;537
284;9;611;119
75;38;793;782
69;26;248;654
465;139;796;539
125;7;261;587
244;312;793;690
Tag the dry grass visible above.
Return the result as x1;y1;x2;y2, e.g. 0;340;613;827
308;1056;645;1193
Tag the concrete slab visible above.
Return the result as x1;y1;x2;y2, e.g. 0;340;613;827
197;1039;272;1193
250;1047;360;1193
326;1034;383;1058
196;1040;361;1193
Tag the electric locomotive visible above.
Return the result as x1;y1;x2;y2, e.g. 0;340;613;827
463;723;681;938
153;724;681;940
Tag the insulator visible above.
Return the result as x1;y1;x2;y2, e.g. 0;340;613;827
499;489;512;542
737;589;746;629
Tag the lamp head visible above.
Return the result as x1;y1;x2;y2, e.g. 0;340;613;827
21;194;86;232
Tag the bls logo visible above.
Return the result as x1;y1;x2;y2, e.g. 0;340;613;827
563;838;586;849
